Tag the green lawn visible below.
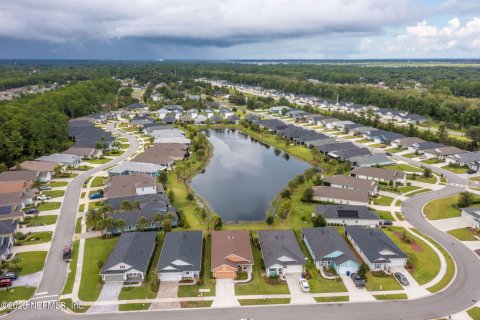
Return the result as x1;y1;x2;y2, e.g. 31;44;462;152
63;241;80;295
447;228;479;241
83;177;92;187
372;196;395;206
370;143;388;149
0;287;35;302
16;232;52;245
42;190;65;198
239;298;291;306
180;301;213;308
78;237;118;301
469;176;480;182
384;227;440;285
76;165;94;171
84;158;112;165
15;251;47;275
467;307;480;320
36;202;61;211
407;189;432;196
91;177;105;188
402;153;417;159
88;201;105;210
365;272;403;291
398;186;421;194
48;181;68;187
441;164;469;174
315;296;349;303
356;139;373;144
75;217;83;233
424;195;461;220
60;299;89;313
23;215;57;225
382;163;422;173
383;147;402;153
119;303;151;311
421;158;445;164
407;174;436;184
373;293;408;300
79;204;85;212
374;210;394;221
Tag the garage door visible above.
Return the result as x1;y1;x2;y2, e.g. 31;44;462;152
159;272;182;281
214;271;235;279
338;266;358;276
103;274;124;283
284;265;303;274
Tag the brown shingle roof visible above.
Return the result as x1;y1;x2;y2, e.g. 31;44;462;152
0;170;39;182
424;146;465;156
211;230;254;271
351;167;405;181
312;186;369;203
0;192;22;206
324;175;377;193
0;181;33;194
103;175;163;199
134;143;188;165
18;160;57;172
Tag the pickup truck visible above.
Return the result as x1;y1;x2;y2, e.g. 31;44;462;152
351;273;365;288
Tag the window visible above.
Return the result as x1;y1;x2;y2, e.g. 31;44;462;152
120;265;125;269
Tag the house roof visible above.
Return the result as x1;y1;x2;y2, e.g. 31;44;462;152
134;144;188;166
0;170;39;182
104;175;163;199
345;226;406;263
108;161;165;175
62;147;97;157
351;166;405;180
348;153;395;167
463;208;480;220
36;153;81;165
329;148;371;160
211;230;254;270
18;160;57;172
0;192;23;206
0;181;32;194
257;230;305;268
101;232;157;275
127;103;149;109
315;205;381;221
106;193;170;211
109;203;177;227
392;137;425;146
423;146;465;156
413;141;446;151
317;142;357;153
157;231;203;273
312;186;370;203
0;219;18;236
324;175;377;193
254;119;288;131
306;138;338;148
302;227;359;266
447;151;480;162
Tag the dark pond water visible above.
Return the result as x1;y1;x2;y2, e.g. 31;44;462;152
190;129;310;221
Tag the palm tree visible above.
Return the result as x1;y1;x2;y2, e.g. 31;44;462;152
86;209;103;231
132;200;141;210
116;219;126;231
120;200;132;211
137;216;148;231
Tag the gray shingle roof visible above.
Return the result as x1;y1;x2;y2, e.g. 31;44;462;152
258;230;305;268
157;231;203;273
101;232;157;275
315;205;381;221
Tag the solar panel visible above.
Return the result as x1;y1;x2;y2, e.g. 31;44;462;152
337;210;359;219
0;206;12;215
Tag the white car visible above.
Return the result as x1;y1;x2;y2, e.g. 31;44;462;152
36;195;51;201
299;278;310;292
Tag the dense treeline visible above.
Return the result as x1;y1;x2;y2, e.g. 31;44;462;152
0;78;120;171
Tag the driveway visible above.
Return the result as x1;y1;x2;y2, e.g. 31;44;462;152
285;273;315;304
340;275;375;302
389;267;429;299
429;217;470;232
212;279;239;308
87;282;122;313
12;271;43;288
149;281;180;310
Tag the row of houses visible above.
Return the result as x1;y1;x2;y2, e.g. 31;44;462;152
100;226;407;283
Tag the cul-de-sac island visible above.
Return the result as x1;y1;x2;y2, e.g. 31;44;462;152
2;61;480;320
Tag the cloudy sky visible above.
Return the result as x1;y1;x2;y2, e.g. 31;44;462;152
1;0;480;60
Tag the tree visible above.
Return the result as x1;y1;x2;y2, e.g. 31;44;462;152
168;190;175;203
132;200;141;210
211;215;223;230
120;200;132;211
158;171;168;187
458;191;474;208
265;215;275;225
312;174;323;186
280;189;291;199
302;187;314;202
163;219;172;232
467;127;480;150
312;214;326;227
137;216;148;231
186;193;194;201
423;166;432;178
437;124;448;143
288;180;298;192
358;263;369;279
54;165;63;177
277;199;291;219
86;209;104;232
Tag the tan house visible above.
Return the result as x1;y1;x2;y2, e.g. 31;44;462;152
312;186;370;206
350;167;406;185
211;230;254;279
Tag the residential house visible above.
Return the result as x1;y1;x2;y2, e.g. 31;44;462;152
350;167;406;185
314;205;382;226
305;138;338;149
461;208;480;229
312;186;370;206
245;114;260;122
131;116;154;127
254;119;288;132
100;232;157;283
349;153;395;168
317;142;357;154
270;106;291;114
258;230;305;276
328;148;371;161
390;137;425;150
134;143;188;168
103;175;164;199
209;115;224;124
194;114;208;125
446;152;480;169
36;153;82;167
302;227;359;276
0;170;40;184
17;161;56;182
186;109;199;119
323;175;378;196
423;146;465;160
62;147;102;159
345;226;407;271
0;219;19;261
211;230;254;279
108;161;166;177
227;115;240;124
403;114;427;124
157;231;203;281
219;108;234;118
163;116;176;124
408;142;446;154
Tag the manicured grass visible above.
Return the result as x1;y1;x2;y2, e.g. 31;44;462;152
375;210;394;221
120;143;130;149
356;139;373;144
91;177;105;188
467;307;480;320
79;204;85;212
407;174;436;184
78;237;118;301
23;214;57;225
76;165;95;171
383;148;402;153
342;135;360;140
0;287;35;302
88;201;105;210
84;158;112;164
441;164;469;174
60;298;89;313
373;293;408;300
469;176;480;182
235;238;290;295
36;201;61;211
421;158;445;164
447;228;479;241
384;227;440;285
83;177;92;187
372;196;395;206
42;190;65;198
424;195;461;220
370;143;388;149
402;153;416;159
48;181;68;187
15;251;47;275
365;272;403;291
180;301;213;308
239;298;291;305
315;296;349;303
382;163;422;173
62;241;80;295
119;303;151;311
81;192;86;198
398;186;421;194
75;217;83;233
16;231;52;245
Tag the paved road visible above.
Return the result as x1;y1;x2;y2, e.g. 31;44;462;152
8;123;480;319
32;122;139;298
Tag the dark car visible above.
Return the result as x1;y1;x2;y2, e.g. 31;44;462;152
394;272;409;286
63;247;72;262
386;152;393;156
38;185;52;191
89;193;103;200
467;169;477;174
0;279;12;288
0;272;18;281
380;220;393;226
25;208;39;215
351;273;365;288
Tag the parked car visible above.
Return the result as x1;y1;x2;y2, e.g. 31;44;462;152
419;155;427;159
36;194;52;201
38;185;52;191
467;169;477;174
394;272;409;286
385;152;392;156
380;220;393;226
299;278;310;292
89;193;103;200
25;208;39;215
0;272;18;281
63;246;72;262
350;273;365;288
0;279;12;288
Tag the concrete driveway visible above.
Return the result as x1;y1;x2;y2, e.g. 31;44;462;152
340;275;375;302
429;217;470;232
149;281;180;310
12;271;43;288
87;282;122;313
212;279;239;308
285;273;315;304
390;267;429;299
